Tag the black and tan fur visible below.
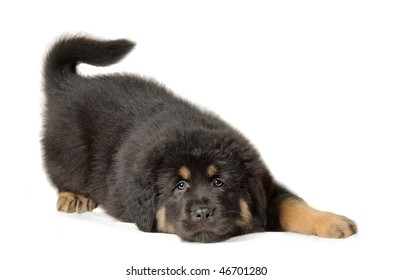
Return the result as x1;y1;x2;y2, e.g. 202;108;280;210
42;35;357;242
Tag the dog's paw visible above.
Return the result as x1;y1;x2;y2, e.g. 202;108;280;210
57;192;96;213
313;212;357;238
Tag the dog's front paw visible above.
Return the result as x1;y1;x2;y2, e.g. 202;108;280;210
57;192;96;213
313;212;357;238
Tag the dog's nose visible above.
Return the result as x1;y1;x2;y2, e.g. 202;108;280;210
195;207;213;221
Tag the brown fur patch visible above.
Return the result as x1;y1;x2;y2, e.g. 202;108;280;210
236;199;252;229
279;198;357;238
207;165;218;177
156;207;175;234
57;191;96;213
179;166;191;180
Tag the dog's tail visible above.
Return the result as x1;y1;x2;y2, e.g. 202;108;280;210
43;34;135;90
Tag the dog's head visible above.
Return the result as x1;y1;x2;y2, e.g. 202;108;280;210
111;129;269;242
146;129;268;242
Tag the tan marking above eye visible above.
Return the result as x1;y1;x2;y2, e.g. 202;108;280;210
207;165;218;177
179;166;191;180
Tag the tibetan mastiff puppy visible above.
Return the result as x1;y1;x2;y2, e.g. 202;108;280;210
42;35;357;242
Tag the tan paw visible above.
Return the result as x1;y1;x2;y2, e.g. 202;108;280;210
57;192;96;213
279;199;357;238
313;212;357;238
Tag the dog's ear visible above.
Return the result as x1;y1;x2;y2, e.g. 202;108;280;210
248;175;267;229
124;178;156;232
106;171;156;232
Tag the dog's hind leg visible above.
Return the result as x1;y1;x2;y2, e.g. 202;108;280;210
57;192;96;213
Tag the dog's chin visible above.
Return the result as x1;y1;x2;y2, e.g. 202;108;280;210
179;230;229;243
176;224;236;243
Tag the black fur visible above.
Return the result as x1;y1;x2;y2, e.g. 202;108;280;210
42;35;314;242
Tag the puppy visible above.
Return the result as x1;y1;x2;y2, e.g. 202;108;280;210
42;35;357;242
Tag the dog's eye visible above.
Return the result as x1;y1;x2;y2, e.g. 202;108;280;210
175;181;187;190
213;179;224;187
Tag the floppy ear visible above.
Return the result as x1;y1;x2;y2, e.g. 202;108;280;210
106;167;157;232
123;177;157;232
248;175;268;230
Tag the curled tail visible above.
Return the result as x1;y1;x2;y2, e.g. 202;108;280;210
43;34;135;90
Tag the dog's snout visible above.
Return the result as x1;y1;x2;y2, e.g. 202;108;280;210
194;207;214;221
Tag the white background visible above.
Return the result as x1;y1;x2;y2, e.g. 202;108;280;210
1;1;392;279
